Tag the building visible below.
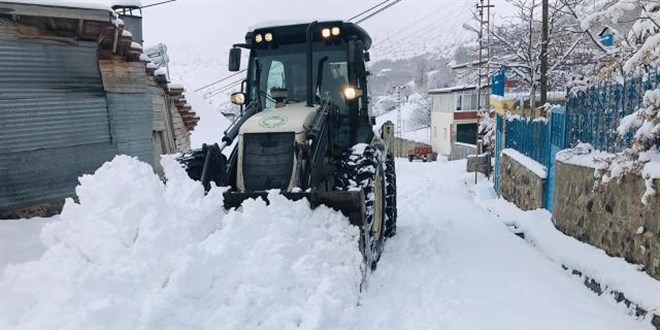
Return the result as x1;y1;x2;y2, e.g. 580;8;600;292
0;1;198;216
429;85;488;156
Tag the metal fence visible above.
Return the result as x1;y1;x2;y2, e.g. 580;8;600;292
504;117;549;166
494;69;659;212
565;69;660;152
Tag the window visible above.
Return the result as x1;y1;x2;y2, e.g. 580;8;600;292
455;124;478;145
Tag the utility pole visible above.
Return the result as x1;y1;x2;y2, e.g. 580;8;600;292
395;85;404;157
475;0;494;184
540;0;549;107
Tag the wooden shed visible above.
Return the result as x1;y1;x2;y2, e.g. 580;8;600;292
0;1;198;217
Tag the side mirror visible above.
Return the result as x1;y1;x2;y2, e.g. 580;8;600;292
230;92;246;105
364;51;370;62
228;48;241;72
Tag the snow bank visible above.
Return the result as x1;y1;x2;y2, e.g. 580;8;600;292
556;143;613;169
472;180;660;315
0;218;53;281
501;148;547;178
0;156;362;330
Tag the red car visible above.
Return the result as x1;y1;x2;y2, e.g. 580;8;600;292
408;146;433;162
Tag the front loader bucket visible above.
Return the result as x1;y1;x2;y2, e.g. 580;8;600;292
223;190;372;288
223;190;366;227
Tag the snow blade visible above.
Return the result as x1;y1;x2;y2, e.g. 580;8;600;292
223;190;366;226
223;190;372;288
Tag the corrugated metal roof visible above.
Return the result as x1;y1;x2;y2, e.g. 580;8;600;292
0;40;105;99
0;39;115;211
106;93;154;164
0;142;118;210
0;96;111;153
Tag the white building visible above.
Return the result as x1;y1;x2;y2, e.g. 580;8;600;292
429;85;488;156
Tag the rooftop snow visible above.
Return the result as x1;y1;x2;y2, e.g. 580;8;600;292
248;19;344;31
501;148;547;178
5;0;141;11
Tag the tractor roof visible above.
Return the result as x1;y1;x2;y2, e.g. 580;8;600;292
246;20;372;50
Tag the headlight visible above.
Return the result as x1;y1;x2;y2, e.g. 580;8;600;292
264;33;273;42
331;27;340;36
321;28;331;38
230;92;246;105
343;87;358;100
255;34;263;43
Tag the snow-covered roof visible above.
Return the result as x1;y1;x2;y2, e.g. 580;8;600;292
248;18;344;31
4;0;141;11
428;85;479;94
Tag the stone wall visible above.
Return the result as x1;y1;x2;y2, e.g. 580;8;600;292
553;161;660;280
498;153;545;210
448;142;477;161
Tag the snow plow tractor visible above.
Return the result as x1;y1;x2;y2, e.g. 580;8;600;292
178;21;397;280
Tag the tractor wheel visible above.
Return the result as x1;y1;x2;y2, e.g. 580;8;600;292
385;153;397;238
336;144;387;270
177;143;226;191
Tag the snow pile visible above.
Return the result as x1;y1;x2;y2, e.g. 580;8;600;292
0;156;362;330
501;148;547;178
556;143;613;168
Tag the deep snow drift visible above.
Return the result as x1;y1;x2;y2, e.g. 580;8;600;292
1;158;656;329
0;156;362;330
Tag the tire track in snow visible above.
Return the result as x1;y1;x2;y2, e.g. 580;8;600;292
354;159;650;330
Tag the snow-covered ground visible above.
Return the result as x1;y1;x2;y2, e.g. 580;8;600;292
1;159;657;329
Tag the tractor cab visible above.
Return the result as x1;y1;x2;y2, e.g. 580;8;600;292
228;21;374;153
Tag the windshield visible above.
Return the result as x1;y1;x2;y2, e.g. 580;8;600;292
249;42;348;109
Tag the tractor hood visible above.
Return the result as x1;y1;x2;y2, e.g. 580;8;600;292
239;103;319;135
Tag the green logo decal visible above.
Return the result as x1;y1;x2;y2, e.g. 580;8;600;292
259;115;288;128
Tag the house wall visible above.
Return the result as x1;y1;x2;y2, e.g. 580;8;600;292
431;111;453;155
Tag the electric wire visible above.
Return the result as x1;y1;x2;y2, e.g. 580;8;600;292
348;0;392;22
203;78;244;99
354;0;403;25
194;69;246;93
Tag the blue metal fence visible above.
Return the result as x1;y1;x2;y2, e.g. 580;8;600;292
494;70;659;212
504;117;549;166
565;70;660;152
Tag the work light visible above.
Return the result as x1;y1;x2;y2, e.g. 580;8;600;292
255;34;263;43
264;33;273;42
321;28;331;38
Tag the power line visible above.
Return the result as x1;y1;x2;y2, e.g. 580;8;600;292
204;78;244;99
348;0;391;22
194;69;246;93
354;0;403;25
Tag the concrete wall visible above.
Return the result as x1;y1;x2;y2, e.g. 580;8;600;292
553;161;660;280
448;142;477;161
381;121;432;158
497;152;545;210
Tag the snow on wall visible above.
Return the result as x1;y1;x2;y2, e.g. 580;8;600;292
501;148;547;178
0;155;362;330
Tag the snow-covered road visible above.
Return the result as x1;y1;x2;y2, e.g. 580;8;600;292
0;157;654;329
355;160;650;330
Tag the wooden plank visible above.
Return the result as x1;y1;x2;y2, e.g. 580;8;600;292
0;3;113;22
99;59;147;93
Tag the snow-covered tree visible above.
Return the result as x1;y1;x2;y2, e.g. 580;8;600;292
594;89;660;204
578;0;660;77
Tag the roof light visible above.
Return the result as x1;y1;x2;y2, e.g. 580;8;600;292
264;33;273;42
321;28;331;38
255;34;263;43
331;27;340;36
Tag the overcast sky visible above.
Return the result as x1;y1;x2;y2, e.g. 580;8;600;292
139;0;514;90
